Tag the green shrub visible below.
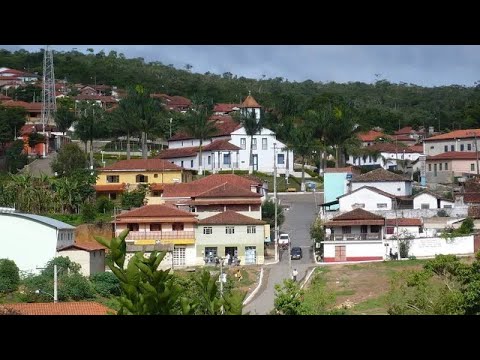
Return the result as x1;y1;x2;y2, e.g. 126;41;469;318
304;168;319;178
437;209;448;217
81;202;97;223
90;272;121;297
0;259;20;294
96;196;114;214
60;273;95;301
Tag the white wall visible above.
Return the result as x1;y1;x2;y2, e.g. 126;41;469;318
348;151;422;169
387;235;474;258
195;224;265;246
56;250;90;276
339;188;393;211
440;200;455;208
351;181;411;196
323;241;384;261
413;193;439;209
194;210;261;220
384;225;421;239
0;215;60;274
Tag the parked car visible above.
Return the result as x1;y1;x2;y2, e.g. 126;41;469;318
291;247;302;260
278;233;290;245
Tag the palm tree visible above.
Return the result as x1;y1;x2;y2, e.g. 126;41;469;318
180;103;217;175
106;99;139;160
288;124;317;191
54;106;76;147
235;110;263;174
75;101;106;168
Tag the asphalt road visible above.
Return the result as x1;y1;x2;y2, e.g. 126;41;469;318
243;191;322;315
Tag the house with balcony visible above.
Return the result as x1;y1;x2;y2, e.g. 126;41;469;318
322;208;385;262
114;204;198;268
162;95;293;174
423;129;480;157
196;211;267;266
426;152;480;184
95;159;193;199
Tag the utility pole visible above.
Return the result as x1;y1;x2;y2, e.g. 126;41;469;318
273;143;278;262
219;257;224;315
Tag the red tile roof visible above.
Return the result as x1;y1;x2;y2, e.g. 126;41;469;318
199;210;266;225
158;146;198;159
338;185;397;199
361;142;417;153
324;166;361;174
203;139;240;151
394;126;414;135
116;204;197;219
333;208;385;221
351;168;412;182
393;135;417;142
385;218;422;226
75;95;117;103
0;94;11;101
185;199;261;205
102;159;183;171
423;129;480;142
357;130;392;142
0;302;114;315
427;152;478;161
409;144;424;153
241;95;261;108
463;193;480;204
196;182;262;198
193;174;262;188
214;103;241;112
170;115;241;141
94;184;126;192
58;236;107;252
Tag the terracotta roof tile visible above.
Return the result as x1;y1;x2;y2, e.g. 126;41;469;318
394;126;414;135
409;144;424;153
463;193;480;204
385;218;422;226
324;166;362;174
102;159;183;171
203;139;240;151
193;174;262;188
0;302;114;315
423;129;480;142
0;94;11;101
158;146;198;159
427;152;478;161
94;184;126;192
241;95;261;108
393;135;417;142
413;190;453;202
199;211;266;225
361;142;420;153
351;168;411;182
170;115;241;141
196;182;262;198
116;204;197;219
214;103;241;112
338;186;397;199
333;208;385;221
357;130;392;142
324;219;385;226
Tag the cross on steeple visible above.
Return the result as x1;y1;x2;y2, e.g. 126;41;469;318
248;90;251;96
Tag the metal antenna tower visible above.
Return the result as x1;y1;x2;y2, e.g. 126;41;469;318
41;45;56;157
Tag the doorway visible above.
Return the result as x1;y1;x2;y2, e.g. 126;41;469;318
335;245;346;261
245;246;257;265
252;155;258;171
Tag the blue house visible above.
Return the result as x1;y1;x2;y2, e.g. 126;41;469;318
323;167;361;211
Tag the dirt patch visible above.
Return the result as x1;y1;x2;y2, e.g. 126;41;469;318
75;223;113;244
225;266;262;294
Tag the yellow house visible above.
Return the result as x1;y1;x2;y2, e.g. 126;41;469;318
95;159;192;199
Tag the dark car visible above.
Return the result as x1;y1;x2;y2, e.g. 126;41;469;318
291;247;302;260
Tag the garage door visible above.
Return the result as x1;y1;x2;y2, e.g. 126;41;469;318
335;245;346;261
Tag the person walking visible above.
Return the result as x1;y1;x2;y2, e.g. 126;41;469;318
292;268;298;282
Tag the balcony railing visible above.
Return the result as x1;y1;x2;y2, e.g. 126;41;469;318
124;231;195;241
329;233;382;241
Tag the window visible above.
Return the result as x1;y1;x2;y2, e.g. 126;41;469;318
444;145;448;152
247;226;256;234
386;227;394;234
172;223;184;231
225;226;235;234
262;138;267;150
223;153;231;165
428;164;432;171
460;144;465;151
127;223;139;231
208;156;211;165
173;246;186;266
468;144;472;151
204;247;217;262
240;138;246;150
342;226;351;234
190;160;194;168
421;204;430;209
445;163;448;170
439;163;442;171
471;163;476;171
430;146;434;149
154;174;158;178
150;223;161;231
443;205;452;209
451;145;454;151
136;174;148;183
370;225;380;233
203;227;213;235
252;138;257;150
181;161;184;167
106;175;119;183
277;154;285;165
377;203;388;208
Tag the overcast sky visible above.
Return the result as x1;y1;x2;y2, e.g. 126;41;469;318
2;45;480;87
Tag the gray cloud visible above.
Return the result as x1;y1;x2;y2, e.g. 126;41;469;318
1;45;479;87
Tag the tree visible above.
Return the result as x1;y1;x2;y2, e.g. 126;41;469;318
262;199;285;229
310;218;325;260
27;132;45;155
51;143;87;177
5;140;27;173
0;259;20;294
234;110;263;174
54;106;76;144
90;272;121;297
121;187;146;209
0;105;26;148
274;279;305;315
287;123;317;191
179;102;217;175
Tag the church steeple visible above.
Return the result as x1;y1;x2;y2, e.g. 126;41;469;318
240;93;262;121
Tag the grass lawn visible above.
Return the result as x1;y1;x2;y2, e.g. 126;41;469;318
303;258;475;315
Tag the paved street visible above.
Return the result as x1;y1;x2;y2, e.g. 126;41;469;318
21;152;57;177
244;191;322;315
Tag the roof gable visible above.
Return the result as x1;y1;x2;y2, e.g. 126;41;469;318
333;208;385;221
338;186;396;200
117;204;197;218
198;210;266;225
352;168;411;182
102;159;183;171
423;129;480;142
195;182;262;198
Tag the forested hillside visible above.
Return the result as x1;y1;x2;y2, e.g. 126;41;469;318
2;48;480;134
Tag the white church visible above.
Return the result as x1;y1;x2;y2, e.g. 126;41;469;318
159;94;293;175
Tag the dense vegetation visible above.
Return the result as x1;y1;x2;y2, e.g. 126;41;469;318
2;48;480;134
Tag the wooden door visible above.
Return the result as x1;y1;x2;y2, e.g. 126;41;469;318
335;245;346;261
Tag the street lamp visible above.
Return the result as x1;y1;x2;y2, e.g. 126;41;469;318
35;289;55;300
35;264;59;303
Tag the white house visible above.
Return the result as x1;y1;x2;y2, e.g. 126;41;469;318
0;209;75;274
350;168;413;196
413;190;455;209
338;186;398;212
57;241;106;277
384;218;423;239
161;95;293;175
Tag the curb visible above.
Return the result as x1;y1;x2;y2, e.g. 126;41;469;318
242;267;264;306
300;267;316;289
